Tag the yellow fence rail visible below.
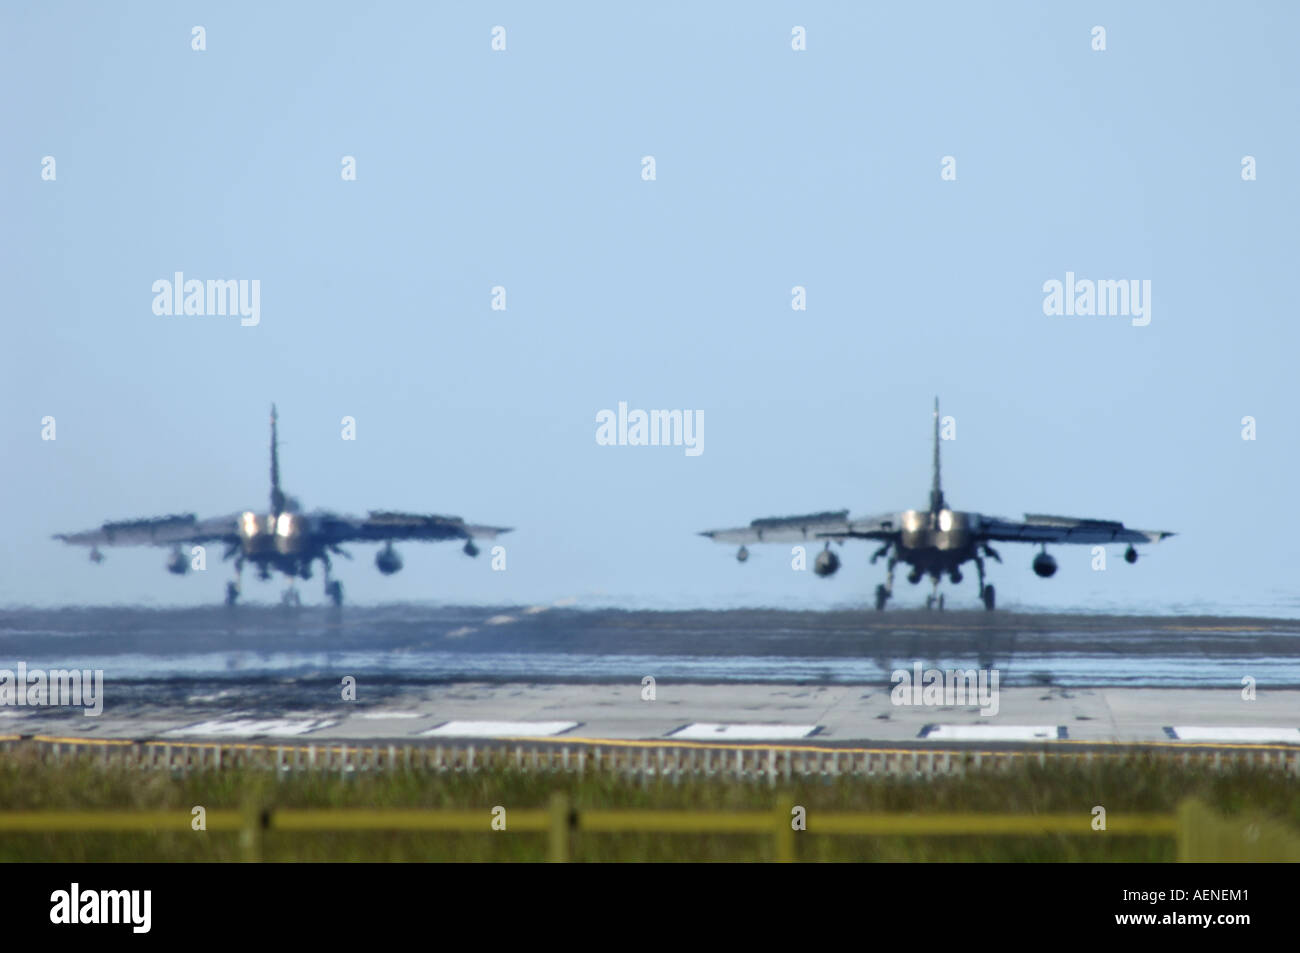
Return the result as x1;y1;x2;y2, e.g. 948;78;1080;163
0;797;1294;861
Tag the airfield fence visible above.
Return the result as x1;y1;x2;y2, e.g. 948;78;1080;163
1;733;1299;781
4;736;1299;860
0;796;1296;861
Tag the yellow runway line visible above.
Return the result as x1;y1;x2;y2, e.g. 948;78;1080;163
8;733;1300;757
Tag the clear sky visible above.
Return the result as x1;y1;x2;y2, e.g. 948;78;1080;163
3;2;1298;614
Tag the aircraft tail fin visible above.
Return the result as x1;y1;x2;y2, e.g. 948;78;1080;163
270;404;285;516
930;397;945;513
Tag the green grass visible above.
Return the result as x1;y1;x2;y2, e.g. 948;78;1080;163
1;749;1296;861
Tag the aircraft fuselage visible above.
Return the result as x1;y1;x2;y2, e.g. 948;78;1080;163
238;510;326;579
894;508;980;579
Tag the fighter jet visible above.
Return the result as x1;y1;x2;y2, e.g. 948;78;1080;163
53;406;511;606
699;399;1173;610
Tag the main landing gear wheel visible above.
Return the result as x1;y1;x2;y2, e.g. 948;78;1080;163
981;584;996;611
326;580;344;607
925;594;946;610
281;587;302;607
874;584;888;611
225;582;240;606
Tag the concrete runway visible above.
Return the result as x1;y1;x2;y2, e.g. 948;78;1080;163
5;682;1300;747
2;605;1298;746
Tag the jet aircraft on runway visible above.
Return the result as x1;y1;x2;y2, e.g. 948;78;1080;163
54;406;511;605
699;400;1173;610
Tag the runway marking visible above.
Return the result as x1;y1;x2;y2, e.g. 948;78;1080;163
420;720;579;738
1166;726;1300;743
163;718;339;738
919;725;1066;741
445;626;476;638
668;723;820;741
484;615;516;625
1162;625;1273;633
356;712;425;720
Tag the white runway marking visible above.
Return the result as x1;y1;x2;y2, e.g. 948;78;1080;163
1168;726;1300;743
420;720;579;738
357;711;424;720
920;725;1064;741
668;723;819;741
164;718;339;738
484;615;516;625
445;626;476;638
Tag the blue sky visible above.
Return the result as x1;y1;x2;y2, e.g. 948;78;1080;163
3;2;1298;613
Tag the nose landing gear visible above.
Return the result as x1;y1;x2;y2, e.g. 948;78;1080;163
924;575;945;611
875;549;996;612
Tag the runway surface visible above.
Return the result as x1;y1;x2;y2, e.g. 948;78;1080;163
2;605;1298;745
